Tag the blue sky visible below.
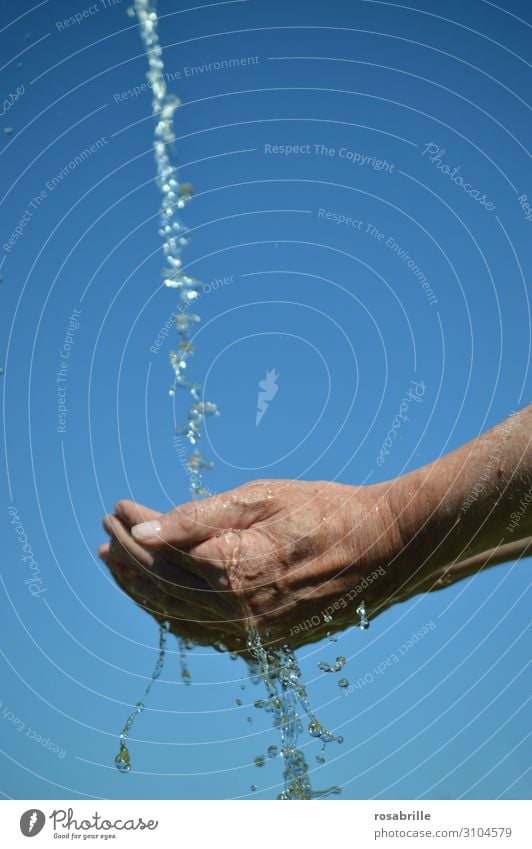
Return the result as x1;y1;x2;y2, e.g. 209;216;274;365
0;0;530;800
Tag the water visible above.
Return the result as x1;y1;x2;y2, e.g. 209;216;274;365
177;637;192;686
222;528;342;798
115;620;169;773
245;629;341;800
318;656;346;674
356;600;370;630
114;0;216;770
132;0;218;497
115;0;356;798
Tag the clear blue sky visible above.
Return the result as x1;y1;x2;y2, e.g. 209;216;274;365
1;0;530;800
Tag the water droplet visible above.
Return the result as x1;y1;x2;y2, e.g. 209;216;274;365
254;755;265;767
250;784;257;792
114;621;169;772
338;678;349;689
177;182;193;208
175;312;199;331
235;698;242;706
356;600;369;630
115;745;131;773
318;655;346;674
267;745;278;758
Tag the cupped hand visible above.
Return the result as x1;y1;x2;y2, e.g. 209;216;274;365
98;479;400;647
98;478;531;650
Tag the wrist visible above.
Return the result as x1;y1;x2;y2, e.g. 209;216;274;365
333;480;418;616
388;407;532;579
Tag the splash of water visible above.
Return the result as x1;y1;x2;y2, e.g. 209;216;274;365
224;530;340;799
246;631;341;799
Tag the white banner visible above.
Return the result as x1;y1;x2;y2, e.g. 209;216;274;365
0;800;530;847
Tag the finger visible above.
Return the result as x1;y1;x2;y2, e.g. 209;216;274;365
101;543;239;633
134;581;234;629
103;514;156;572
103;514;236;615
149;552;238;618
130;484;274;548
109;561;156;602
101;548;160;611
105;555;248;648
97;542;110;561
191;528;274;594
105;515;211;595
114;499;162;529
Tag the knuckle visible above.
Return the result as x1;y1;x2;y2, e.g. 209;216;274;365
174;502;198;535
202;536;230;566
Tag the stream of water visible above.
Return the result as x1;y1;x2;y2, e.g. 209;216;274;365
115;0;366;799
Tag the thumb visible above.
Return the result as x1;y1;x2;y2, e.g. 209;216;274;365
130;485;270;549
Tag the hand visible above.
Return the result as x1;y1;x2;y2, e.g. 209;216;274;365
99;478;531;651
98;503;248;653
99;410;532;650
99;479;401;647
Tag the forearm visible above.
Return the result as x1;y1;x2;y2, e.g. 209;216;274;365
390;406;532;577
392;536;532;606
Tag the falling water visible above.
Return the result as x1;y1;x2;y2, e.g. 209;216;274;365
223;530;342;799
115;620;169;772
130;0;219;495
115;0;365;797
115;0;216;771
357;600;370;630
246;630;341;800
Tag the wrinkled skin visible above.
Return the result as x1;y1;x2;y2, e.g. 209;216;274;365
99;479;395;651
98;479;531;653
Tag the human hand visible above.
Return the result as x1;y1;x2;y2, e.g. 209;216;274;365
99;478;531;650
99;479;401;647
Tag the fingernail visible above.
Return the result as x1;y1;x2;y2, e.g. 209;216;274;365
132;520;162;541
